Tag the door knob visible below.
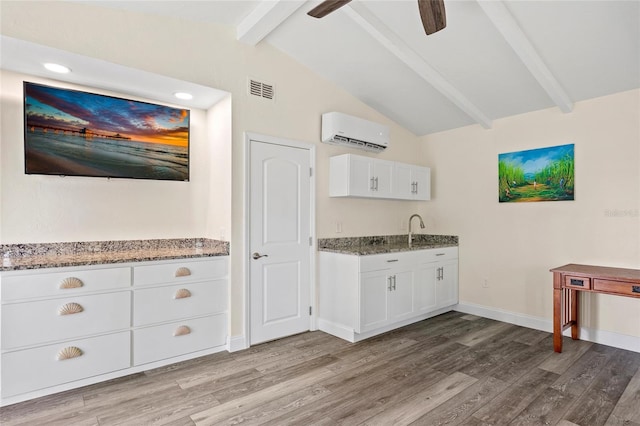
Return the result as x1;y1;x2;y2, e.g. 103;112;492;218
252;252;269;260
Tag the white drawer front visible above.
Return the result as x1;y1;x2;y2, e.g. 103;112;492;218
360;252;414;272
133;258;228;287
1;291;131;349
133;314;226;366
1;331;130;398
1;267;131;302
417;247;459;263
133;279;227;326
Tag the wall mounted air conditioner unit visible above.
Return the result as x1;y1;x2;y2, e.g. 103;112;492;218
321;112;390;153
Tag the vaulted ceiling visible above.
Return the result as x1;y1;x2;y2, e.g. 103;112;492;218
58;1;640;135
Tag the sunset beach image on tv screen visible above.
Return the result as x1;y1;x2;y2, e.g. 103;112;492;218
24;82;190;181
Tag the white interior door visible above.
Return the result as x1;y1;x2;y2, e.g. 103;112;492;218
249;139;311;345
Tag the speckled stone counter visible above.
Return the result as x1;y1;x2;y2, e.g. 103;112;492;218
318;234;458;255
0;238;229;271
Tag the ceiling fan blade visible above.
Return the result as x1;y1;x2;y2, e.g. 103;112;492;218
307;0;353;18
418;0;446;35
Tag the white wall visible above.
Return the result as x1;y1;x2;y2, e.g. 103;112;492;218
421;89;640;340
206;94;232;241
0;1;425;337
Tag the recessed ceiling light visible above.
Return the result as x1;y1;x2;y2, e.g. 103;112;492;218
174;92;193;100
43;63;71;74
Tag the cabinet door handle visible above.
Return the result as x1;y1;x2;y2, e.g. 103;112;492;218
386;259;399;263
388;276;393;291
414;182;418;194
374;177;379;191
58;302;84;316
174;288;192;299
174;325;191;336
59;277;83;289
57;346;83;361
175;267;191;277
370;177;375;191
392;275;397;290
436;253;445;256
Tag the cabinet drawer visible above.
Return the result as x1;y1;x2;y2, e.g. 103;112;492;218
359;247;459;272
2;291;131;349
417;247;458;263
1;267;131;302
360;253;411;272
133;258;227;287
593;279;640;297
133;314;226;366
133;279;227;326
1;331;130;398
564;275;591;290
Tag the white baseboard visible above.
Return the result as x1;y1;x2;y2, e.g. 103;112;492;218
318;306;455;343
228;335;248;352
455;302;640;353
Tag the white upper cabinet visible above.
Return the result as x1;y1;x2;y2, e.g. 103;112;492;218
329;154;430;201
394;163;431;200
331;154;395;199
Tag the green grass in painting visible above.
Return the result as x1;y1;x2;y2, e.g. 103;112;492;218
499;154;574;202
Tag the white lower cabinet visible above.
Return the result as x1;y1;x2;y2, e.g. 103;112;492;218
436;259;459;308
0;256;228;405
319;247;458;342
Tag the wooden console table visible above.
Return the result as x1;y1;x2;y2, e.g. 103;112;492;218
551;264;640;352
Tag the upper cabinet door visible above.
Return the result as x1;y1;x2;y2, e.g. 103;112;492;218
330;154;367;197
347;154;374;197
394;163;413;199
371;159;394;199
412;166;431;201
393;163;431;200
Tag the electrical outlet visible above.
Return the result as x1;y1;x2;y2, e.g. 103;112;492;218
482;278;489;288
335;221;343;233
400;220;407;231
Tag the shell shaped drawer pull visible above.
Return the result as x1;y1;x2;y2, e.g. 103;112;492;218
175;267;191;277
174;325;191;337
59;277;84;289
57;346;83;361
58;302;84;316
174;288;192;299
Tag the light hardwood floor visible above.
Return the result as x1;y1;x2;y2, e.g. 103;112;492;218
1;312;639;425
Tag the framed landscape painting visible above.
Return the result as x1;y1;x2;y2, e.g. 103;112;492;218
499;144;574;203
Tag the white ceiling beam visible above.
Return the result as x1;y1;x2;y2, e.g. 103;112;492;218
237;0;307;46
477;0;573;113
344;2;492;129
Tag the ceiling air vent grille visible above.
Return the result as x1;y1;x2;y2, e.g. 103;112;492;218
249;79;275;101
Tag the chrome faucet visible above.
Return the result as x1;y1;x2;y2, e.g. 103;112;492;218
408;214;425;247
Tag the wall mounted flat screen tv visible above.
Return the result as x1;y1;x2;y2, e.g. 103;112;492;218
24;81;190;181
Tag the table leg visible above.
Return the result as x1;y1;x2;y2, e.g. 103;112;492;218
553;288;563;352
571;289;579;340
553;272;563;352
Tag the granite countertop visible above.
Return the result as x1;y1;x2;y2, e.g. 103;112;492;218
318;234;458;255
1;238;229;271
